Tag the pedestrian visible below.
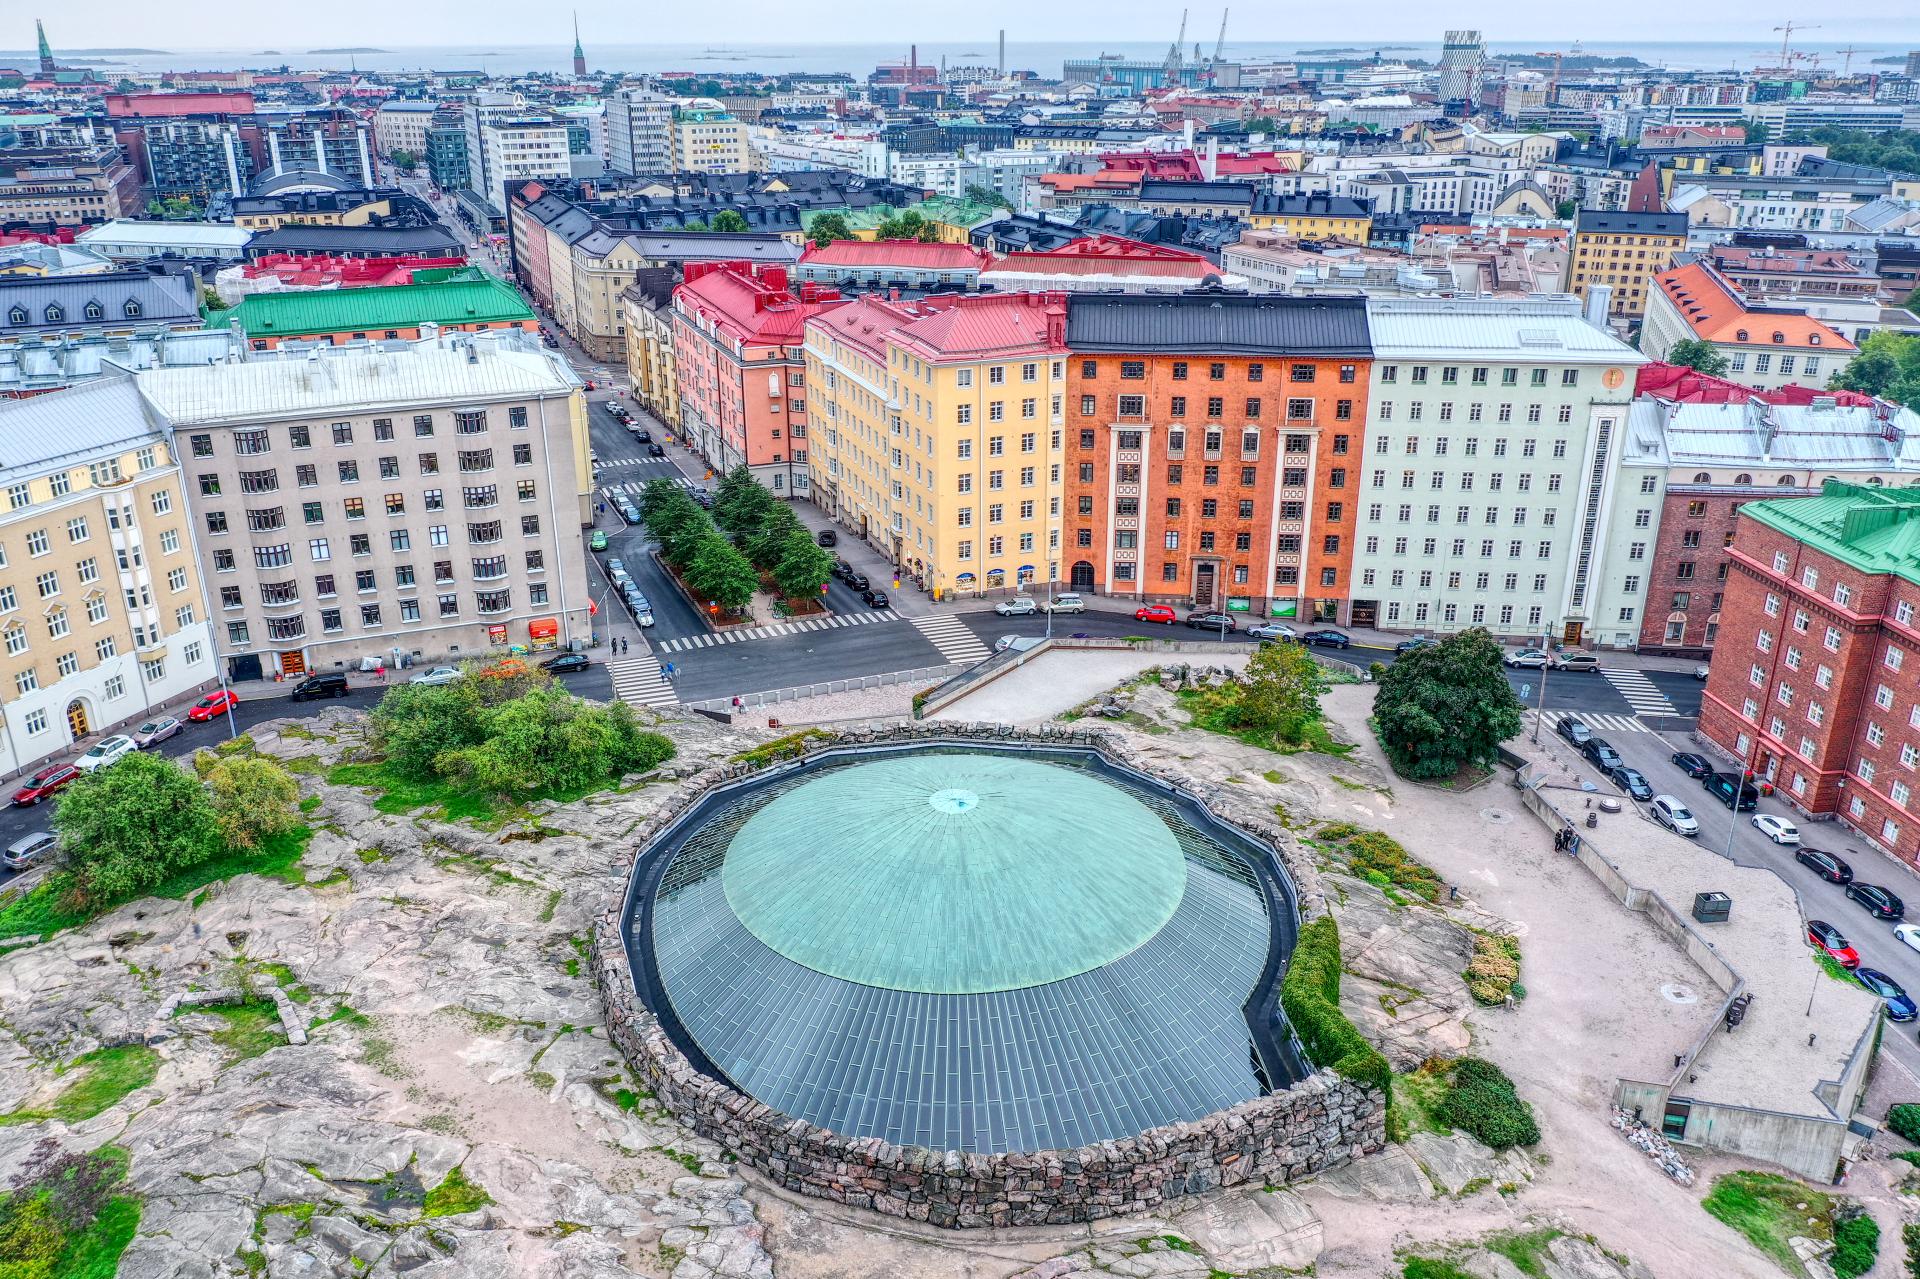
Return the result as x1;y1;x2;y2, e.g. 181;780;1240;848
662;661;676;680
731;696;744;713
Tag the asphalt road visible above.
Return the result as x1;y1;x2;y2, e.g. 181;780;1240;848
1566;723;1920;1080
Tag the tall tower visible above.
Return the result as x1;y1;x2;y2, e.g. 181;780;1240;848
1437;29;1483;116
35;20;55;78
572;13;587;77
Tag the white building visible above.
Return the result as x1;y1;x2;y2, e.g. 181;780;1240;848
751;127;888;178
374;101;439;158
77;220;253;264
606;87;676;175
463;96;571;213
1349;297;1646;645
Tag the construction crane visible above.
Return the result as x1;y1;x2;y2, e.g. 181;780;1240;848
1772;21;1819;68
1213;9;1229;62
1532;50;1569;99
1834;46;1869;76
1165;9;1189;76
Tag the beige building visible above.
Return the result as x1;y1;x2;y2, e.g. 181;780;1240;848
671;105;751;175
1568;208;1690;322
0;376;217;776
135;329;594;680
621;271;680;430
374;101;439;159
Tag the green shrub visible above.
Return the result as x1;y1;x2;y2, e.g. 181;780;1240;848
1281;916;1392;1105
1465;932;1524;1005
1832;1210;1880;1279
1435;1057;1540;1149
1316;826;1443;902
1902;1222;1920;1278
1890;1104;1920;1144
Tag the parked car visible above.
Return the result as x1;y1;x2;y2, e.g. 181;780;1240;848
1650;795;1699;836
815;529;838;547
606;558;625;577
617;502;643;525
130;717;183;749
635;429;652;443
1;831;56;872
1555;716;1593;746
1609;765;1654;801
1893;923;1920;955
1751;813;1802;845
1855;967;1917;1020
410;666;464;686
1394;635;1435;655
1703;772;1760;811
861;587;890;609
1248;622;1297;641
589;530;609;552
1847;882;1906;921
845;572;871;593
1582;738;1624;772
290;672;351;702
1796;848;1854;884
1670;751;1714;779
1807;920;1861;969
187;689;239;722
1552;651;1601;672
541;653;591;674
1044;593;1086;614
996;597;1039;617
1693;664;1711;680
1504;648;1550;669
10;763;78;806
831;558;855;580
690;490;713;509
76;735;137;773
1133;604;1177;624
1184;610;1237;631
1301;629;1352;649
647;443;666;458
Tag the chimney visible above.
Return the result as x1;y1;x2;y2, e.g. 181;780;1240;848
1204;136;1219;181
999;30;1006;77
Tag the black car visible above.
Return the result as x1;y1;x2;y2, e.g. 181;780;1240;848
1301;629;1352;648
861;588;890;609
1582;738;1624;772
636;429;652;443
647;443;666;457
1609;765;1654;801
1556;716;1593;747
1670;751;1714;779
1847;882;1906;921
832;558;854;580
1394;636;1435;655
1797;848;1855;885
690;490;713;509
816;529;838;547
845;572;871;592
618;502;643;525
1703;772;1760;811
289;672;350;702
541;653;591;674
1185;611;1237;631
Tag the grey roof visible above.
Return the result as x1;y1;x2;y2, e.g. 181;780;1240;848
1065;292;1371;356
1248;193;1373;219
245;224;462;257
1623;399;1920;471
0;269;202;338
627;233;800;264
1137;181;1257;206
1575;208;1688;236
1365;296;1643;363
0;374;166;481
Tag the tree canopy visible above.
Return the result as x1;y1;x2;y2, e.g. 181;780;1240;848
1233;640;1327;745
962;183;1012;211
807;212;854;246
709;209;751;234
1372;628;1523;780
771;528;834;600
1663;338;1730;377
55;753;219;907
1830;332;1920;406
684;530;758;612
873;209;941;243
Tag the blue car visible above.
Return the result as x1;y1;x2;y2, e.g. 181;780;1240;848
1855;967;1917;1021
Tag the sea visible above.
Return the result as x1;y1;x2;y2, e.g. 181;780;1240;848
11;39;1920;81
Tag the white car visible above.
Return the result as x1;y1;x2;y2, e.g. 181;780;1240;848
75;735;137;773
1504;648;1550;668
994;596;1038;616
1043;593;1086;614
1893;923;1920;956
1248;622;1297;641
1650;795;1699;837
1751;813;1801;845
410;666;465;686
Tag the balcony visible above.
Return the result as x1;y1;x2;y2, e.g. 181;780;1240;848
475;591;512;615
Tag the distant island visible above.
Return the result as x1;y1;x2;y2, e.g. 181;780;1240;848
1297;46;1415;55
1872;56;1908;65
311;47;386;54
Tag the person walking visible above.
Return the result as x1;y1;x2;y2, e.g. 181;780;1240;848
661;661;676;681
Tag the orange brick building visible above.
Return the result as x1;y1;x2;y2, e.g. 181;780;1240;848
1063;294;1372;620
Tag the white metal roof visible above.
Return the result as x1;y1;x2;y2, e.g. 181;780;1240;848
0;375;166;481
1622;398;1920;471
1364;296;1645;363
77;220;254;252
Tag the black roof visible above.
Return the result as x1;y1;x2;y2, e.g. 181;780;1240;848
1248;192;1373;219
1065;292;1372;356
1137;180;1258;205
1574;208;1688;236
243;224;462;257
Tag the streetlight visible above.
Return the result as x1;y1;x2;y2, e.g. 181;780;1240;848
1530;619;1554;744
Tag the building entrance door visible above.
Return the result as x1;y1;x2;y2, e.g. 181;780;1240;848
65;699;89;739
1193;563;1218;609
1069;561;1094;591
1563;620;1585;647
1350;599;1378;628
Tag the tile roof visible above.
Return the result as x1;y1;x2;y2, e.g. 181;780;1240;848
799;239;991;271
1066;292;1371;356
224;275;534;338
891;293;1068;361
1652;262;1856;352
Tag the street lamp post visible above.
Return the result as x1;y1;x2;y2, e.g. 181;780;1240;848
1530;619;1554;744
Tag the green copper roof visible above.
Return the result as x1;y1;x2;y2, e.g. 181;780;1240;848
223;275;534;338
1743;480;1920;586
719;754;1187;994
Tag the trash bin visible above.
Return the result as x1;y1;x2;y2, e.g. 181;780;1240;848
1692;891;1732;924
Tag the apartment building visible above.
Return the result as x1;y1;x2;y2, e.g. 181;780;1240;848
1641;262;1854;391
672;107;751;176
463;96;571;212
620;269;680;431
134;330;592;680
1349;297;1644;643
374;101;439;159
1701;483;1920;864
804;293;1069;597
606;87;675;175
0;147;141;226
1064;294;1373;620
0;377;216;776
1568;208;1688;322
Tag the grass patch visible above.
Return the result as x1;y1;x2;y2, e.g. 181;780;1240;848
1483;1229;1565;1278
1465;931;1524;1005
1;1045;160;1126
328;761;500;822
181;1000;286;1065
1701;1171;1835;1273
1388;1061;1455;1143
1813;950;1855;983
1316;825;1444;903
297;794;322;814
1402;1260;1477;1279
0;875;91;940
308;1004;370;1032
0;1144;139;1279
730;728;834;768
421;1166;493;1219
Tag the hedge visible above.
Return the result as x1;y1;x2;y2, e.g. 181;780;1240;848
1281;916;1393;1105
1890;1103;1920;1144
1832;1210;1880;1279
1436;1056;1540;1149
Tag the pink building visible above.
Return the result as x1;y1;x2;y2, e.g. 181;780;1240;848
671;263;845;496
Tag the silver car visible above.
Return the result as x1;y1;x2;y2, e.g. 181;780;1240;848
130;716;182;749
1248;623;1297;641
1651;795;1700;837
2;831;56;871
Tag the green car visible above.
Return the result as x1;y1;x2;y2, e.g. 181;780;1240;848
589;530;609;552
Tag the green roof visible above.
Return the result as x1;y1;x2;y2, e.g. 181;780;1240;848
1744;481;1920;586
222;276;534;338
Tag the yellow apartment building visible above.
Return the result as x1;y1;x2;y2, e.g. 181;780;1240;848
1569;208;1690;321
1246;192;1373;240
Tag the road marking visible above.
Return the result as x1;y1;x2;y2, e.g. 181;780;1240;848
607;656;677;708
608;478;704;495
1542;710;1646;734
911;614;993;664
1600;668;1679;716
653;610;902;653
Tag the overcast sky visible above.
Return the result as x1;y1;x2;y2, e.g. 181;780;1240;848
19;5;1920;53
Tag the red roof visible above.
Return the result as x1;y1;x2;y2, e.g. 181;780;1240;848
798;239;991;271
1636;362;1876;407
675;262;846;344
892;293;1069;361
240;254;469;289
1095;150;1294;180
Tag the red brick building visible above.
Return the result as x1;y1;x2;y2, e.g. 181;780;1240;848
1061;294;1372;619
1701;482;1920;864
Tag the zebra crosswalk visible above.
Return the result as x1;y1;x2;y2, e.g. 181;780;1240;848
608;656;677;708
653;610;902;653
1600;668;1679;717
601;477;705;497
911;614;993;664
1543;710;1646;735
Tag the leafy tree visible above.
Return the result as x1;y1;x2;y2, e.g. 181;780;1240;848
713;465;776;541
874;209;941;243
389;148;417;170
962;183;1012;211
205;756;300;852
684;530;759;613
680;217;710;232
1234;640;1326;745
772;528;834;600
1372;628;1523;780
438;686;673;797
640;480;709;566
1554;198;1578;220
1245;115;1279;134
746;501;802;570
54;753;218;907
1830;331;1920;405
1663;338;1730;377
709;209;750;233
368;680;484;780
807;212;854;246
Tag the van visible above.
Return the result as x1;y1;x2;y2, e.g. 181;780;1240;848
1703;772;1760;811
289;672;350;702
1553;652;1601;673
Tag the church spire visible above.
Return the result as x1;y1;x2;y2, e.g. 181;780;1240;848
571;13;586;76
36;19;55;77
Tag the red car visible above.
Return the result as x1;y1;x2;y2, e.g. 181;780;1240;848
1133;605;1178;624
1807;919;1860;970
186;690;238;722
11;763;79;806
